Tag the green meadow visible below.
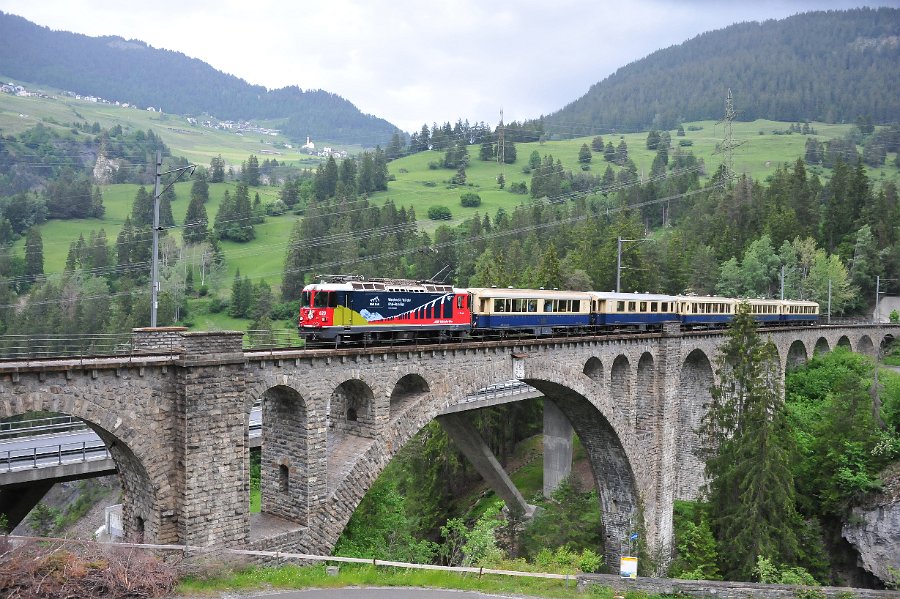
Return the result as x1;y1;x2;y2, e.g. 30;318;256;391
4;88;898;331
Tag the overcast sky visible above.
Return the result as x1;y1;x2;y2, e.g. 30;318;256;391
0;0;895;132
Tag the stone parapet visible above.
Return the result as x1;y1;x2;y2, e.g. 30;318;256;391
179;331;245;364
132;327;187;354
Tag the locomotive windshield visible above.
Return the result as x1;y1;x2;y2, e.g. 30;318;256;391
312;291;340;308
313;291;330;308
301;291;311;308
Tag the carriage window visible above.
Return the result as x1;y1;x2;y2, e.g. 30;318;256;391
480;299;489;312
528;299;538;312
494;299;505;312
617;301;625;312
301;291;311;308
544;300;554;312
628;301;636;312
639;302;647;312
650;302;658;312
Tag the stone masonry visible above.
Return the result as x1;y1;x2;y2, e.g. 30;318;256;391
0;324;895;573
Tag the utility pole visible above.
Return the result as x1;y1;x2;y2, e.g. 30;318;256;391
827;279;832;325
715;89;745;181
151;151;162;328
616;237;622;293
616;237;652;293
150;152;197;327
780;265;785;301
497;108;505;177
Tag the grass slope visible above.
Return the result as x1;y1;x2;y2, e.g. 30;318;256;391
5;86;898;333
371;119;898;233
17;120;899;286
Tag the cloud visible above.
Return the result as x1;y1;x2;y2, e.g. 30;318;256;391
0;0;886;131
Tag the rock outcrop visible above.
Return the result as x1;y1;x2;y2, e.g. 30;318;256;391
93;153;119;184
842;462;900;586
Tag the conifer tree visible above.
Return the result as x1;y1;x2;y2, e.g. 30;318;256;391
183;193;209;244
701;304;803;580
210;155;226;183
131;186;153;227
190;169;209;203
24;227;43;282
578;143;592;169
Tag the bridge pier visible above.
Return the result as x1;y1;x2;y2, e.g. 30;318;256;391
437;412;536;518
542;399;573;497
173;331;250;547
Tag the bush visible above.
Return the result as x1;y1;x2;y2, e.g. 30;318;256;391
679;139;694;147
508;182;528;194
890;309;899;323
208;297;228;313
460;193;482;208
265;200;288;216
427;205;452;220
271;300;300;321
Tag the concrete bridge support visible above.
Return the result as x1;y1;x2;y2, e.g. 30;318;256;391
437;412;536;518
542;399;574;497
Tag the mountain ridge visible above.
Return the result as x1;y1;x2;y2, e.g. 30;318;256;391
539;8;900;136
0;11;400;146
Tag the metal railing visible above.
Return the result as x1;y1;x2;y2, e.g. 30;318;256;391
0;333;138;360
0;415;88;439
244;329;304;350
1;440;110;472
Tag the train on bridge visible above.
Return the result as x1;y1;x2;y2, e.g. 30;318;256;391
298;276;820;346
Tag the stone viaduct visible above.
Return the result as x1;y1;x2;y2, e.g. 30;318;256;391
0;324;895;572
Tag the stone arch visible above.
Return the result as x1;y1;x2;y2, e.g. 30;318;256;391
319;361;652;573
610;355;632;425
882;334;895;354
523;379;641;569
260;384;308;525
677;349;713;501
786;339;809;369
635;352;656;440
0;390;161;543
390;373;430;416
856;335;875;357
332;379;376;438
814;337;830;355
583;356;604;384
837;335;851;349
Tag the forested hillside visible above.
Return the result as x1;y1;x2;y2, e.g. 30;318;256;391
0;12;400;145
541;8;900;136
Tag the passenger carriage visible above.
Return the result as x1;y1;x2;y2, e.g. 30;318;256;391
677;296;738;328
745;298;782;325
468;288;592;336
589;292;679;330
779;299;820;325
